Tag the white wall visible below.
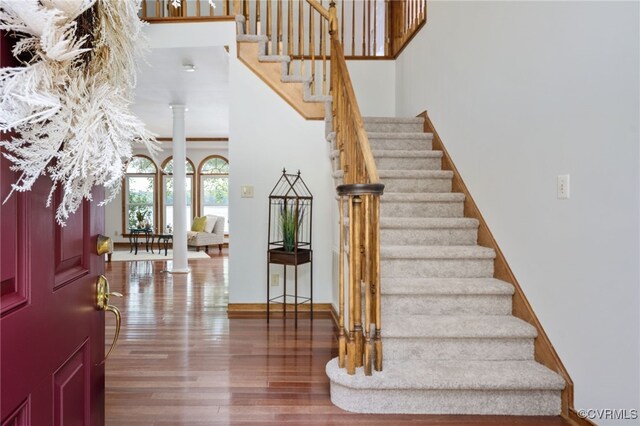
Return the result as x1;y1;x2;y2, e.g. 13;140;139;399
348;60;396;117
395;1;640;421
144;21;236;49
228;53;334;304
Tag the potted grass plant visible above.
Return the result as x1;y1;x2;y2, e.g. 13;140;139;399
279;202;305;252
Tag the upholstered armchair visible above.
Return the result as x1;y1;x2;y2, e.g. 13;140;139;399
187;215;225;254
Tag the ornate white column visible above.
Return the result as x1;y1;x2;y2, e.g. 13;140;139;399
170;104;189;273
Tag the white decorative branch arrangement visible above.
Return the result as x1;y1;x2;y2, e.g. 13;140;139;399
0;0;159;224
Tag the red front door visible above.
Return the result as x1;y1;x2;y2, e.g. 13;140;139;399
1;33;106;425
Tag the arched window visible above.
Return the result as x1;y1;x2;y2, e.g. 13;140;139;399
199;155;229;233
161;157;195;231
124;155;157;231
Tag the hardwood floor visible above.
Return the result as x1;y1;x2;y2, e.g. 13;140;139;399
104;252;570;425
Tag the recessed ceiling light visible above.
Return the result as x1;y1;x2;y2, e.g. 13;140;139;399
183;64;196;72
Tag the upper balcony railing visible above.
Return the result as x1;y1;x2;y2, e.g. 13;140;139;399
140;0;235;21
140;0;426;58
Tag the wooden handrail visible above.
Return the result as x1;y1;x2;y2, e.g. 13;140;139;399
388;0;427;57
331;41;379;183
316;2;383;377
306;0;331;20
232;0;390;376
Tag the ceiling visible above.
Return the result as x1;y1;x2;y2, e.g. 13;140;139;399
132;46;229;138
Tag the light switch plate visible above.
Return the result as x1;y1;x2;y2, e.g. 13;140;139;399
557;174;570;199
241;185;254;198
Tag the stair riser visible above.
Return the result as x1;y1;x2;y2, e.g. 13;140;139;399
383;177;452;193
332;156;340;171
381;294;512;316
375;156;442;170
364;123;424;133
325;121;333;138
381;228;478;246
381;259;494;278
258;41;267;55
370;139;433;150
384;338;534;361
381;201;464;218
330;385;562;415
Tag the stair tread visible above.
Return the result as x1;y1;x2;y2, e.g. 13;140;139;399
364;117;425;124
282;74;312;83
368;132;434;140
258;55;290;62
378;170;453;178
306;94;332;102
326;358;565;391
381;278;514;295
237;34;268;42
380;217;478;229
384;315;537;338
381;193;465;202
381;245;496;259
373;149;442;158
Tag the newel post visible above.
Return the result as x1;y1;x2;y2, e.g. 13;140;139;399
328;1;338;36
337;183;385;376
232;0;242;15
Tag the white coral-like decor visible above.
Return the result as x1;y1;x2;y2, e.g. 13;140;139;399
0;0;159;224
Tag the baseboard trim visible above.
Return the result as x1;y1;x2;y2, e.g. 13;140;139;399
418;110;576;418
562;409;597;426
329;304;339;329
227;303;334;319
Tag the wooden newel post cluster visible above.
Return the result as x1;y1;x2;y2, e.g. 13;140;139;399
337;184;384;376
313;0;384;377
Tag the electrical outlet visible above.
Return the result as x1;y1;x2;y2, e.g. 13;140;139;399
114;230;119;236
557;174;570;199
270;273;280;287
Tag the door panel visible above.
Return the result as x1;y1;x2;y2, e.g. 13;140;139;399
53;342;90;426
0;154;28;314
1;397;30;426
1;31;106;426
54;189;89;289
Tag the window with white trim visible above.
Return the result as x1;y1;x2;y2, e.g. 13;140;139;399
161;157;195;231
124;156;157;231
199;156;229;233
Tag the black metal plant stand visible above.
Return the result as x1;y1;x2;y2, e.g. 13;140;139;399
267;169;313;326
129;228;154;255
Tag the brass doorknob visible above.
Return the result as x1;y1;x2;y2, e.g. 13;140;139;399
96;234;113;256
96;275;122;362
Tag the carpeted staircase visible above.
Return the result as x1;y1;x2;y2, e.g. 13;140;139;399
325;117;566;415
234;19;565;416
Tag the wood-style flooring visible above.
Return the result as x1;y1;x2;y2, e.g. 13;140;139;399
104;251;570;425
